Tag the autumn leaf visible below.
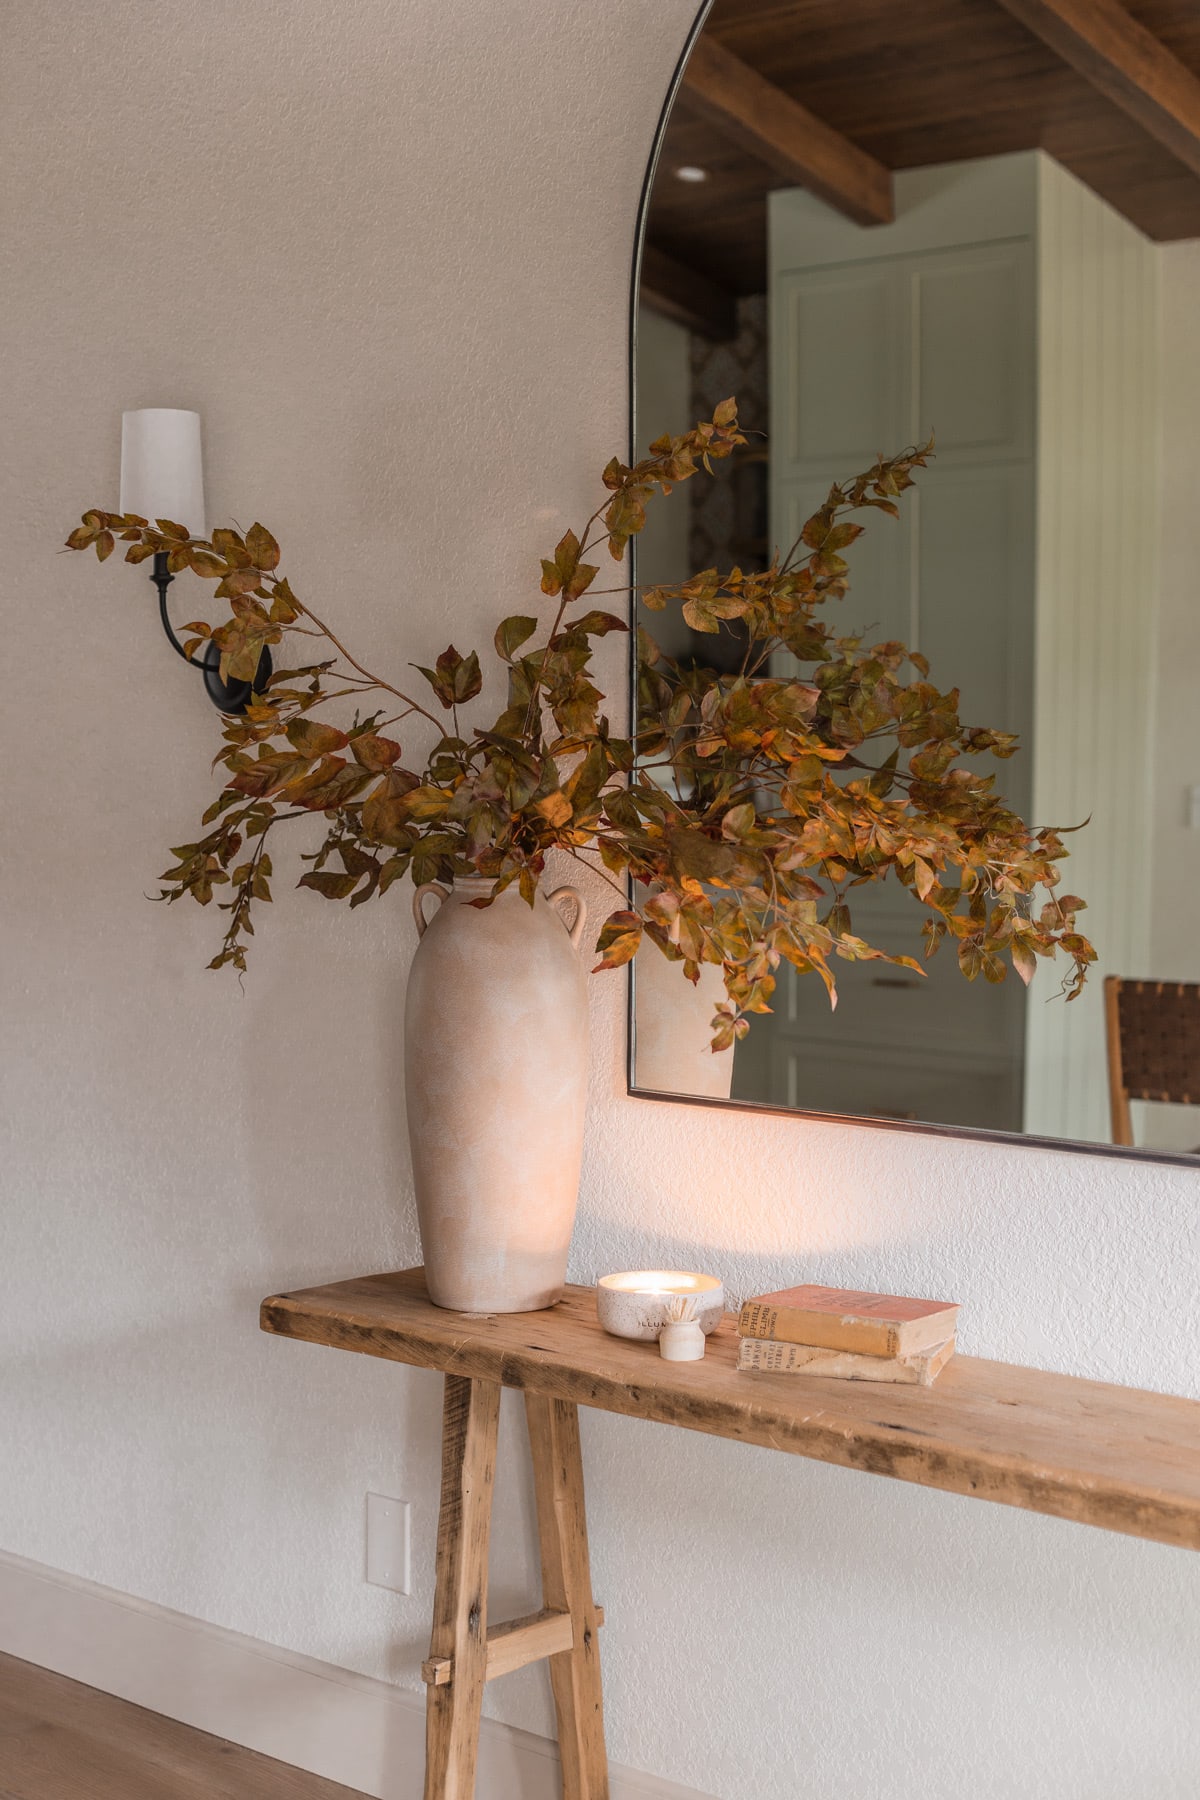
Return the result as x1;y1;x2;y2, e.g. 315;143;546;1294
592;910;642;971
603;488;645;557
270;578;300;623
286;718;348;757
541;529;583;598
215;568;266;600
400;785;454;821
534;790;573;828
720;803;757;842
563;610;628;638
246;522;281;570
61;407;1092;1033
415;645;482;708
351;732;402;771
681;591;746;634
911;855;937;901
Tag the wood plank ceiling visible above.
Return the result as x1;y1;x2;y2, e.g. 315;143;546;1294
645;0;1200;322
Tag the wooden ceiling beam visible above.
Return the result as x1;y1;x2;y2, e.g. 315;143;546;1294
639;242;738;341
681;36;893;229
993;0;1200;180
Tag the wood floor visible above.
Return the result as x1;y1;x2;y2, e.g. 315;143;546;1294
0;1652;370;1800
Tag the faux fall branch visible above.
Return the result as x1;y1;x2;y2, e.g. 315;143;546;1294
65;401;1095;1050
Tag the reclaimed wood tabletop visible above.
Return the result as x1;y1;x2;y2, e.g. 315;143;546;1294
261;1267;1200;1552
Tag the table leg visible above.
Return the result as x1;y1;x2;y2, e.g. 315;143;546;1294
525;1394;609;1800
423;1374;501;1800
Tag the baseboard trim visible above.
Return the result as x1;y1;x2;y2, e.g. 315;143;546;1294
0;1549;713;1799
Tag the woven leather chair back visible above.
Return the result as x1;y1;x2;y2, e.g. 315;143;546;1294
1104;976;1200;1146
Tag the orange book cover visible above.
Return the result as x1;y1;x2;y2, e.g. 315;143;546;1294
738;1284;959;1358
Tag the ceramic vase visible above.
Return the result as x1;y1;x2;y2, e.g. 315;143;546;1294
404;876;589;1312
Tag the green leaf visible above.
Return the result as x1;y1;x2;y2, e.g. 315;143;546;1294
378;853;410;893
298;870;359;900
494;615;538;661
450;649;482;704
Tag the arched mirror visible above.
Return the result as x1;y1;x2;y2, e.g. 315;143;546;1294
629;0;1200;1164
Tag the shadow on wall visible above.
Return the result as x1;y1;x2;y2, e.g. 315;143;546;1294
240;910;421;1276
568;1205;939;1321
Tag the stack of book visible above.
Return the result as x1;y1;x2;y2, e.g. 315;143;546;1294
736;1284;959;1386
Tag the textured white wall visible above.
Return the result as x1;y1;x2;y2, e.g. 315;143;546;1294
1;4;1199;1798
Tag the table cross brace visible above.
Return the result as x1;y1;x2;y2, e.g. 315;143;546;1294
422;1374;609;1799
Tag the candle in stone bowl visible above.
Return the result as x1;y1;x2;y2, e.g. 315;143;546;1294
595;1270;725;1341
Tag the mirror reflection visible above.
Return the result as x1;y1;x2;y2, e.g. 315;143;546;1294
631;1;1200;1158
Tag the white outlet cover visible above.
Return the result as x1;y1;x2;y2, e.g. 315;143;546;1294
365;1492;411;1594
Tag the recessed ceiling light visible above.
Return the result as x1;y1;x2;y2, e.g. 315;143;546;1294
675;165;710;184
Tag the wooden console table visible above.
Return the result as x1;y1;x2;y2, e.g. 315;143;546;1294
261;1268;1200;1799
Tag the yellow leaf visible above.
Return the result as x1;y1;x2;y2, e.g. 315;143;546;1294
534;790;573;828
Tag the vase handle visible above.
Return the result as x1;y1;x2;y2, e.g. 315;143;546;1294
548;885;587;950
412;882;450;939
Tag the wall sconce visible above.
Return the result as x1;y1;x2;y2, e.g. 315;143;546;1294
120;408;272;715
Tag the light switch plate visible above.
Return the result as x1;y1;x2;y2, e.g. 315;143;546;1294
365;1492;411;1593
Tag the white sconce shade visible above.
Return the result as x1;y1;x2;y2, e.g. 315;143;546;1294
119;408;205;537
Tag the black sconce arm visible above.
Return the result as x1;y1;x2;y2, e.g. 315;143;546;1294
149;550;272;715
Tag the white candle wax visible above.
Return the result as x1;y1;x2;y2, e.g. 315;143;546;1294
120;408;206;535
595;1270;724;1341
